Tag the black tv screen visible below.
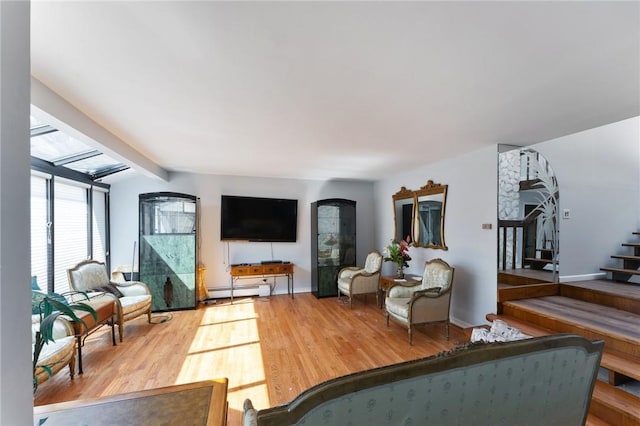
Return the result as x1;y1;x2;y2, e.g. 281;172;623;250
221;195;298;242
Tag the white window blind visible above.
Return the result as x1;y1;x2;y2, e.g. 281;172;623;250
31;174;49;291
92;189;107;262
54;180;88;294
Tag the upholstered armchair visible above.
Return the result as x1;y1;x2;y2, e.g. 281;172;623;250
67;260;152;342
337;250;383;308
32;314;76;387
385;258;454;344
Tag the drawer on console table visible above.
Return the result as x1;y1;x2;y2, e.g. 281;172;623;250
231;266;251;276
231;264;293;276
276;264;293;274
263;264;278;274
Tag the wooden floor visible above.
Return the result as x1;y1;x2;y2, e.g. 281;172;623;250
33;293;466;425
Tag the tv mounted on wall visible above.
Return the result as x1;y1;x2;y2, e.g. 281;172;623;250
221;195;298;242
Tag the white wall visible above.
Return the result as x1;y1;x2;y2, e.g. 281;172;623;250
531;116;640;281
109;173;376;294
371;116;640;329
375;145;498;328
0;1;32;423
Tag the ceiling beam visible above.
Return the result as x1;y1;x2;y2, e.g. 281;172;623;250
30;76;169;182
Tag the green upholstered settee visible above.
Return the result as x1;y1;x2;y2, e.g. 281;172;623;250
243;334;603;426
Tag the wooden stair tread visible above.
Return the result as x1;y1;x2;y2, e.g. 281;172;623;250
592;381;640;424
611;255;640;261
585;414;614;426
524;257;553;264
622;242;640;247
600;267;640;276
502;296;640;344
562;280;640;302
487;313;640;382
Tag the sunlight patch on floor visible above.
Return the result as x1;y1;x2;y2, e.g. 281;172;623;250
175;299;270;418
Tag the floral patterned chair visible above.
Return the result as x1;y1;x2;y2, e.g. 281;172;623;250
337;250;383;308
385;258;454;344
67;260;152;342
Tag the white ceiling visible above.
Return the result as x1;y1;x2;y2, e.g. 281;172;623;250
31;1;640;182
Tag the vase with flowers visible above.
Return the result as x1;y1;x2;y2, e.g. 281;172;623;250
383;237;412;278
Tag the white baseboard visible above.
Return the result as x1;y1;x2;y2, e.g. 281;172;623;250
451;317;476;329
206;284;271;299
559;272;607;282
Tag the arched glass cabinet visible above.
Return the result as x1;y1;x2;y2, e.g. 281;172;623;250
139;192;199;311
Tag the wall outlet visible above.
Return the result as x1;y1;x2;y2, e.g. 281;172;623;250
482;223;492;230
563;209;570;219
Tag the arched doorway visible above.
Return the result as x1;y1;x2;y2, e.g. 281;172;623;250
498;146;559;286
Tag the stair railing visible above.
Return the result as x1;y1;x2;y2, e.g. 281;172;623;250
498;209;543;270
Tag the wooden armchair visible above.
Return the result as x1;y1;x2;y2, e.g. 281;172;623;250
67;260;152;342
385;258;454;344
337;250;383;308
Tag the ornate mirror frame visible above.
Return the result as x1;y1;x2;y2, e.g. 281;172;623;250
392;186;415;243
413;181;448;250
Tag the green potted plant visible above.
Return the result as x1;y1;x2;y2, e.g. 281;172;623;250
32;290;97;393
383;236;412;278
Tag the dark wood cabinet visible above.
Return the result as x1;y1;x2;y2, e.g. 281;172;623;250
310;199;356;298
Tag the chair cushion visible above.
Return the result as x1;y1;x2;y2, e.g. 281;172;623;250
385;297;411;319
337;279;350;293
422;264;452;291
120;295;152;315
364;253;382;274
340;268;365;280
69;262;110;292
34;335;75;365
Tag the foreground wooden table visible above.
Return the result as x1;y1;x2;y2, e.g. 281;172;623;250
34;379;228;426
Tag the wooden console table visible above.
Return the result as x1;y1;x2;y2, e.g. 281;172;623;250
230;263;294;302
34;379;228;426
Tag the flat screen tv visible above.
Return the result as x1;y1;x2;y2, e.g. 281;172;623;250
221;195;298;242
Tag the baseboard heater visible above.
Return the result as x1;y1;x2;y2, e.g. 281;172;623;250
206;284;271;299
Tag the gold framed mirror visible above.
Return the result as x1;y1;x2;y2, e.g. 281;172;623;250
414;181;448;250
392;186;415;243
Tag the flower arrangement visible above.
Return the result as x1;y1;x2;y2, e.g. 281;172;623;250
383;237;412;277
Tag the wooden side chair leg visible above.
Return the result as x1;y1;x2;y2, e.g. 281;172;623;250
69;348;76;379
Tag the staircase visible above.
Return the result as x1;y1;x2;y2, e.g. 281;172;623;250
524;247;554;270
491;278;640;425
601;232;640;282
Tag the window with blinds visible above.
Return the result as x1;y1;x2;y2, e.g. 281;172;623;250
30;173;110;295
31;174;49;291
92;188;107;263
54;180;89;294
